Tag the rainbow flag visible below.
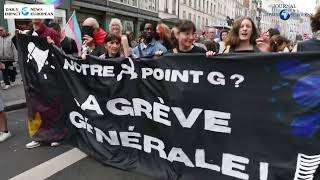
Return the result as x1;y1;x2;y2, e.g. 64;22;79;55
64;11;82;56
41;0;64;8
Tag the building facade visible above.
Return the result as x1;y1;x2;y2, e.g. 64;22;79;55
179;0;222;29
244;0;262;30
158;0;179;20
72;0;160;36
260;0;313;41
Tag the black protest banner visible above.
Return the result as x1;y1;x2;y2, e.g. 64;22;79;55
16;34;320;180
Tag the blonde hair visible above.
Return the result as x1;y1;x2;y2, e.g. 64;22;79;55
109;18;123;33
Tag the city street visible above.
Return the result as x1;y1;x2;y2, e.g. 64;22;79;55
0;108;154;180
0;0;319;179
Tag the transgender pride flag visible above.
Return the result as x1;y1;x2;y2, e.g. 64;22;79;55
64;11;82;55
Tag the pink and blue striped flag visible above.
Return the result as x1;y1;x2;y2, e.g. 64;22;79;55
64;11;82;55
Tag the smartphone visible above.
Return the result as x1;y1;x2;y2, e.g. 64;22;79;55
81;26;94;38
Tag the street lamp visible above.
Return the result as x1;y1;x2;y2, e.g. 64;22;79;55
226;16;234;26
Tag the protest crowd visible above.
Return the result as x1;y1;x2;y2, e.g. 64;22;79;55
0;3;320;156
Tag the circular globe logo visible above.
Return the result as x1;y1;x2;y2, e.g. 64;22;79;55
280;9;290;20
21;7;29;16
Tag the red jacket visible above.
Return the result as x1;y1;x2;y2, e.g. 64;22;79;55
94;28;107;46
35;23;61;47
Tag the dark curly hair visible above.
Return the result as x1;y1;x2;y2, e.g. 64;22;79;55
269;35;290;52
311;7;320;32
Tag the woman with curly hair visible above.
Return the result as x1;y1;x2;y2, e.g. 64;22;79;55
269;35;291;52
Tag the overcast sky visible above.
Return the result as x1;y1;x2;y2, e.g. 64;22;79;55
282;0;316;13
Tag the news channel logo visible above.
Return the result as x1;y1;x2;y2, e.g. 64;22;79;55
21;7;29;16
279;9;291;20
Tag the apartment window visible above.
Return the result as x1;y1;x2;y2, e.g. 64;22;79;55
197;16;200;28
188;13;191;20
183;11;186;19
164;0;168;12
183;0;186;4
202;17;204;27
203;1;205;12
214;4;216;15
206;18;208;26
193;14;196;25
206;1;208;13
172;0;176;14
199;0;201;10
194;0;197;8
189;0;192;6
210;3;213;15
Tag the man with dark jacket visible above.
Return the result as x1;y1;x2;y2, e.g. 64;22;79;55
49;22;78;55
0;26;18;90
295;7;320;52
205;27;220;53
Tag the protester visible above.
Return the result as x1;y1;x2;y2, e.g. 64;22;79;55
295;7;320;52
194;33;207;51
218;29;229;53
170;27;179;50
0;95;11;142
82;17;107;46
99;33;122;59
266;28;280;39
109;18;131;57
169;20;206;53
27;19;61;47
224;17;260;53
256;28;280;52
49;22;78;55
81;18;106;57
126;31;138;48
204;41;218;52
156;22;173;51
205;27;220;53
0;26;18;90
269;35;291;52
132;22;167;58
25;21;64;148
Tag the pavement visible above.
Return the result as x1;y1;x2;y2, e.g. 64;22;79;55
0;69;155;180
0;68;27;112
1;108;155;180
